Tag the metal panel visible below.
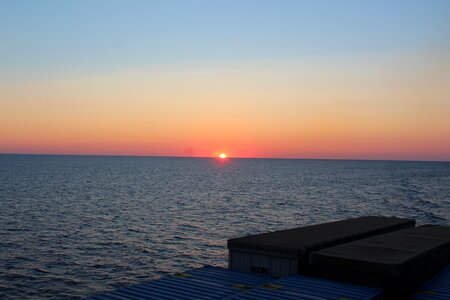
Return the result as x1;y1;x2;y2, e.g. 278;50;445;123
310;225;450;298
229;250;298;277
411;265;450;300
228;216;415;277
85;266;273;300
227;275;383;300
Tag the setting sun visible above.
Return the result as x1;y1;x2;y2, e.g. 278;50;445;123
219;153;227;159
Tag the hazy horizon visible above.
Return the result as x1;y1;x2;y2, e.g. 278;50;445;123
1;152;449;163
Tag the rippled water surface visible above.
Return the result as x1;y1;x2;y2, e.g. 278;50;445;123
1;155;449;299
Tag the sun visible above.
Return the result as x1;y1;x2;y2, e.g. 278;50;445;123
219;153;227;159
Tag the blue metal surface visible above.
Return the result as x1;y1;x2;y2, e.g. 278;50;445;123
86;266;273;300
86;266;384;299
411;265;450;300
227;275;382;300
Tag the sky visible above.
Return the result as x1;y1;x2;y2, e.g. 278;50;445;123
1;0;449;161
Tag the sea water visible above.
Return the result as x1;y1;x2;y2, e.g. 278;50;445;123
1;155;449;299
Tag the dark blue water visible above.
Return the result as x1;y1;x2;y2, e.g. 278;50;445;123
1;155;449;299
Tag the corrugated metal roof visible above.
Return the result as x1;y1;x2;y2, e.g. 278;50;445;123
86;266;384;300
227;275;383;300
85;266;273;300
411;265;450;300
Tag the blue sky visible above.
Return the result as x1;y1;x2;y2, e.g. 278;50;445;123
1;0;449;82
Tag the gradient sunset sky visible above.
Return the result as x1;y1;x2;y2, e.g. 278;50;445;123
1;1;449;160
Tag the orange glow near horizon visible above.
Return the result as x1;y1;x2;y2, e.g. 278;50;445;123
219;153;227;159
0;58;449;161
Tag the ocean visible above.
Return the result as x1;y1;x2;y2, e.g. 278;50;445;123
1;154;449;299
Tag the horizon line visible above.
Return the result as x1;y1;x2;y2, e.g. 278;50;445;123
0;152;448;163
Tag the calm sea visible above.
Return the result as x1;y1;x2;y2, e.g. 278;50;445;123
1;154;449;299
